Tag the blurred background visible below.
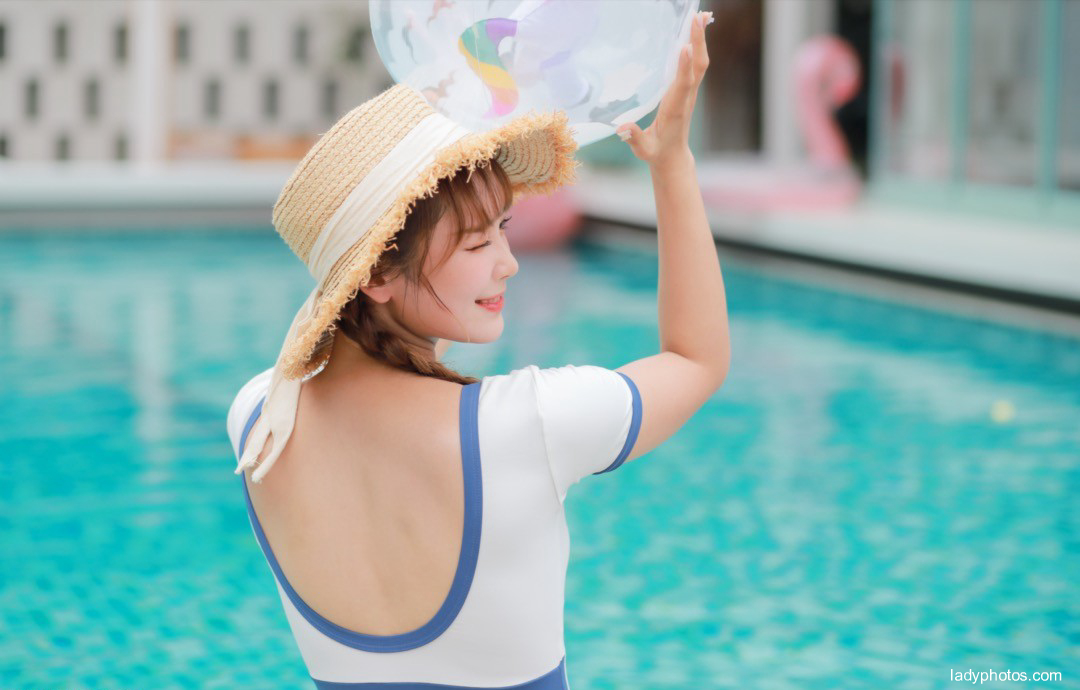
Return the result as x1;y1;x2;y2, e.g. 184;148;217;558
1;1;1077;688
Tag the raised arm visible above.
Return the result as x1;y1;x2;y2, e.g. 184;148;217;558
614;10;730;463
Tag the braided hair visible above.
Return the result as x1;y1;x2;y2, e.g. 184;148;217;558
334;158;514;385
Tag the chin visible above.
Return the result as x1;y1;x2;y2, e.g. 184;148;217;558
475;323;505;343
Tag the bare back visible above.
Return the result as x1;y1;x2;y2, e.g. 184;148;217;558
243;368;467;636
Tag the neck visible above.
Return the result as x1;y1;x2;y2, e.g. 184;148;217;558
322;324;437;380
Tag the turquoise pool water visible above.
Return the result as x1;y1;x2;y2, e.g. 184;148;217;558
0;227;1076;689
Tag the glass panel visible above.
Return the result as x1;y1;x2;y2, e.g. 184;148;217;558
880;0;955;179
234;25;250;64
966;0;1040;187
1060;0;1080;191
114;23;127;64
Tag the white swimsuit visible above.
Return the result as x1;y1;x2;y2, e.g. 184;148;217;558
226;364;643;688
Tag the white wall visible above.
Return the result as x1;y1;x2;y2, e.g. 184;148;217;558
0;0;390;162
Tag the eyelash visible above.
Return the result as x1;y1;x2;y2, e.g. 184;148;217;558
468;216;512;251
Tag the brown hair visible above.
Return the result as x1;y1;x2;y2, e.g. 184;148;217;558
333;158;514;385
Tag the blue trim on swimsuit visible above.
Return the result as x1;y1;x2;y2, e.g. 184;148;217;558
309;656;568;689
238;396;266;455
593;372;643;475
237;381;485;653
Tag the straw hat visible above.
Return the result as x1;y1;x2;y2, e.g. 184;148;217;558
235;83;579;483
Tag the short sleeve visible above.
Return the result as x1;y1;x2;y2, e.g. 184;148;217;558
531;364;643;502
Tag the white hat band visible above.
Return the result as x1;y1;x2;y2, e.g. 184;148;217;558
306;113;474;286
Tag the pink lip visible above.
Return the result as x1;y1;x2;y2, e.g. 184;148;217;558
476;295;504;312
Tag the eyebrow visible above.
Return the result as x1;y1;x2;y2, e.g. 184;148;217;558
465;194;512;233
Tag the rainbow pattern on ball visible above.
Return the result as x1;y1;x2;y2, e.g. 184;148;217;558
458;18;519;117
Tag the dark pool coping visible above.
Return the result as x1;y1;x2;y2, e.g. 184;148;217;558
580;221;1080;341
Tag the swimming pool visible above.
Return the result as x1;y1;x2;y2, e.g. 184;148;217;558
1;225;1076;689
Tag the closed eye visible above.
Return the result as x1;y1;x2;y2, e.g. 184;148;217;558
467;216;512;251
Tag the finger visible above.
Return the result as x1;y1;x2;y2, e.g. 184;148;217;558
615;122;652;159
615;123;643;142
656;38;695;126
691;12;711;82
657;46;686;106
673;42;695;98
675;41;697;111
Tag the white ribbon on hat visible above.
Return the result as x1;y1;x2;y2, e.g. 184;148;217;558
236;112;474;483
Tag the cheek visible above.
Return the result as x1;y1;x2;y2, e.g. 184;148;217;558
414;267;464;320
435;253;486;298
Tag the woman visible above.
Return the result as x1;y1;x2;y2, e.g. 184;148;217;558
226;11;725;688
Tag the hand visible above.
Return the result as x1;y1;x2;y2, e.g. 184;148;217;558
616;11;712;168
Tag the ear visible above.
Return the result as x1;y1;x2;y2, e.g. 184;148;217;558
358;275;394;305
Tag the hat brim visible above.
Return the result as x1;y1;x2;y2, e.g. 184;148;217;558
279;110;579;381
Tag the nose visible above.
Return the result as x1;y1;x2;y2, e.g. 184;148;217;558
497;235;519;280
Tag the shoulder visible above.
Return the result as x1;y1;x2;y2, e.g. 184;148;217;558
479;362;624;386
482;364;640;501
477;363;629;408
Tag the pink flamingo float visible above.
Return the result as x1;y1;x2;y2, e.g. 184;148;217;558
698;35;863;212
506;35;865;250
